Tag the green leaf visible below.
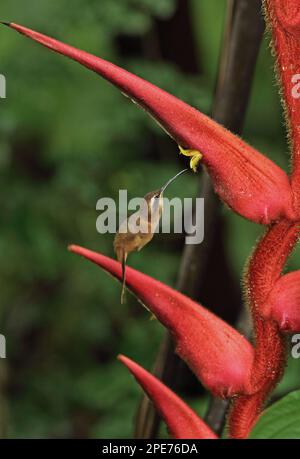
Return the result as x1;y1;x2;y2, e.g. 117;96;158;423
250;390;300;439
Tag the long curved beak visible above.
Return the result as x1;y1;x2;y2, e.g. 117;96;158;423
160;169;189;194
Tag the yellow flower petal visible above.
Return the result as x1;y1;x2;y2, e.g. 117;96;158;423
179;145;202;172
190;153;202;172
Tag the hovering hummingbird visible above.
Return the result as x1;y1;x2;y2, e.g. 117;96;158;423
114;169;188;303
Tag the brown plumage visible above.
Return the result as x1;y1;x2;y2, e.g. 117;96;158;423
114;169;188;303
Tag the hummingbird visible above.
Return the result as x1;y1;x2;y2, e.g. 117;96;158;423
114;168;188;303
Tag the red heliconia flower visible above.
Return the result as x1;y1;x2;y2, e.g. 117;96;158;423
263;270;300;332
273;0;300;35
1;21;296;225
265;0;300;209
69;245;254;398
118;355;218;439
3;6;300;439
227;220;299;438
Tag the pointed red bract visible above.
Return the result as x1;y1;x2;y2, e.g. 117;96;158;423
3;21;296;224
69;245;254;398
263;270;300;332
118;355;217;439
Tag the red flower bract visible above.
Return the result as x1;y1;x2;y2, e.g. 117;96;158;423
266;0;300;208
273;0;300;36
1;21;296;225
118;355;218;439
263;270;300;332
3;7;300;439
69;245;254;398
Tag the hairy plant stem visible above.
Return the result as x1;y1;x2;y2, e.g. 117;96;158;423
134;0;264;438
228;221;299;438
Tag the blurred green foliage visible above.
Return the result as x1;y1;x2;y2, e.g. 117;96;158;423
0;0;299;439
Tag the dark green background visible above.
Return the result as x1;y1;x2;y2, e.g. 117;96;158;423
0;0;299;438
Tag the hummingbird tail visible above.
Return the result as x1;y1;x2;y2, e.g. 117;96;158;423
121;251;127;304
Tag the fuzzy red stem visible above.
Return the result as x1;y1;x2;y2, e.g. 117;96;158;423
264;1;300;208
228;221;299;438
229;2;300;437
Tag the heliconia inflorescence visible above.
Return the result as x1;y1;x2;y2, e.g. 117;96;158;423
118;355;218;439
3;0;300;439
0;21;297;225
265;0;300;206
68;245;254;399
